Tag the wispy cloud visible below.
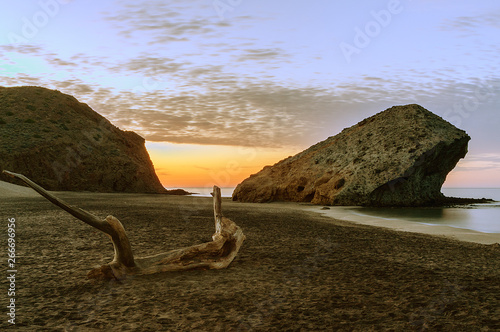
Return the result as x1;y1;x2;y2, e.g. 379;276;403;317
45;57;78;68
113;56;186;76
440;11;500;33
456;154;500;171
103;0;232;43
236;48;290;62
0;44;44;54
93;83;335;147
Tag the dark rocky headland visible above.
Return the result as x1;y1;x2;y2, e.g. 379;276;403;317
0;86;178;194
233;104;493;206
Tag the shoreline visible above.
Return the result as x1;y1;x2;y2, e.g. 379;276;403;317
296;204;500;245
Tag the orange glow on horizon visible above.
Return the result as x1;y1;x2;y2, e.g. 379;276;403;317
146;142;301;189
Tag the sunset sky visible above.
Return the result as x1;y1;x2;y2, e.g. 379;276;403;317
1;0;499;188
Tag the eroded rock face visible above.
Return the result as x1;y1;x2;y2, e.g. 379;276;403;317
0;86;166;193
232;104;470;206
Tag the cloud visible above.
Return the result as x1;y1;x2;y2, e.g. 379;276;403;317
455;154;500;171
45;56;78;68
79;81;337;148
101;0;269;70
440;11;500;34
194;166;211;171
70;53;111;67
0;45;110;79
1;74;42;86
236;48;290;62
103;0;232;44
112;56;186;76
0;44;45;55
153;167;172;176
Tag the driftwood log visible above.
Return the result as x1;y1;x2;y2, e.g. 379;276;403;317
2;170;245;280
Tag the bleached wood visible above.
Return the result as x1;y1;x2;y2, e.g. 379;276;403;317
3;170;136;271
213;185;222;236
2;170;245;280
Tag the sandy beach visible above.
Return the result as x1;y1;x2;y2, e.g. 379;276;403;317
1;182;499;331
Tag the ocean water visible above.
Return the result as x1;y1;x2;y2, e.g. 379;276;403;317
172;187;500;234
350;188;500;233
171;187;235;198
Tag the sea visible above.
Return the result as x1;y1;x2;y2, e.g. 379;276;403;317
181;187;236;198
350;188;500;234
173;187;500;234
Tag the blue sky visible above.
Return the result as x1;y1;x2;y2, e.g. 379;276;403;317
1;0;500;187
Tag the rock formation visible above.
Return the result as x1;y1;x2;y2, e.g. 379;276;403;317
233;104;470;206
0;86;166;193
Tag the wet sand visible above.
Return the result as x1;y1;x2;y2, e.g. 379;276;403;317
1;184;499;330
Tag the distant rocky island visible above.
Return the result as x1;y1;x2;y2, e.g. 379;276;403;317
233;104;491;207
0;86;184;194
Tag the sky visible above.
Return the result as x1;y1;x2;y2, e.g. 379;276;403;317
1;0;500;188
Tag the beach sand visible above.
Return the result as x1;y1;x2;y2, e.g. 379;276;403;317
1;185;499;331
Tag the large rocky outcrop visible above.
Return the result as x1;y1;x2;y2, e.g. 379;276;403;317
233;104;470;206
0;86;166;193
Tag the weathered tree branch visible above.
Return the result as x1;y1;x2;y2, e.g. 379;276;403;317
2;170;245;280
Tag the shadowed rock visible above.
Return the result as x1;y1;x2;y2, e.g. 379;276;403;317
233;104;472;206
0;86;166;193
